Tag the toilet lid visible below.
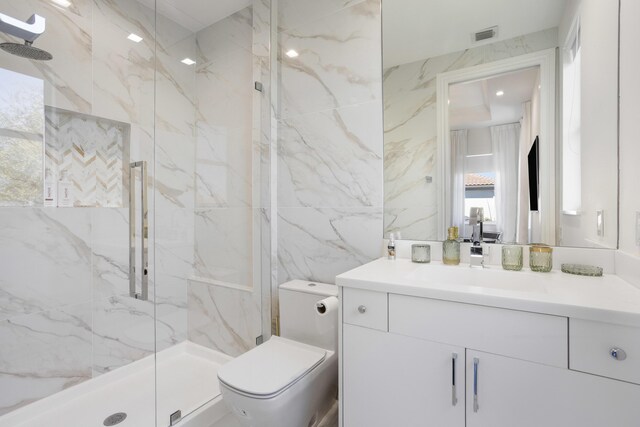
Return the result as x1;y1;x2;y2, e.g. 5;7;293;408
217;336;327;398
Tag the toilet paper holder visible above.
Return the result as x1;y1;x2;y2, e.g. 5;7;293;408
315;296;339;315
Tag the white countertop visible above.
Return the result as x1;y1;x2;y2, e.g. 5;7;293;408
336;258;640;327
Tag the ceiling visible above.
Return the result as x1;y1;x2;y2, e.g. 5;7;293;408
137;0;252;33
383;0;567;67
449;66;540;130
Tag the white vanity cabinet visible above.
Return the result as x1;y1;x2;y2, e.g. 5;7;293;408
340;287;640;427
466;350;640;427
343;324;464;427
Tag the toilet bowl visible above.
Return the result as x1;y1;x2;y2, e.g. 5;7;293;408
218;336;337;427
217;280;338;427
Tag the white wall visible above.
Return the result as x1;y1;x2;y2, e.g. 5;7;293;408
558;0;618;248
619;0;640;256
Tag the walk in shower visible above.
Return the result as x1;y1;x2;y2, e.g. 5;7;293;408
0;1;272;426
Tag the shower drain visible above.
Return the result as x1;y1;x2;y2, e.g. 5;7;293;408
103;412;127;426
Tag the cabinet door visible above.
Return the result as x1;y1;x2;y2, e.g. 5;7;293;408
466;350;640;427
343;324;464;427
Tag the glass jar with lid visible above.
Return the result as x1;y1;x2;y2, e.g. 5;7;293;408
529;244;553;272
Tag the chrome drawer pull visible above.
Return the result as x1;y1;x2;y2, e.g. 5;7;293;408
610;347;627;361
357;305;367;314
452;353;458;406
473;357;479;413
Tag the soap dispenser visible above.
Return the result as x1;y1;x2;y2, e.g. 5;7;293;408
43;168;57;207
387;233;396;260
443;226;461;265
57;170;73;207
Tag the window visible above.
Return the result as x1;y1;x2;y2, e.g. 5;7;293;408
464;172;496;222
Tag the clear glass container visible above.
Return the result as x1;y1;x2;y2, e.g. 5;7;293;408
411;244;431;263
530;244;553;272
443;227;460;265
501;244;523;271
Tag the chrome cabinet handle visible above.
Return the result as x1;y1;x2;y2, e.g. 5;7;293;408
357;305;367;314
473;357;479;413
452;353;458;406
610;347;627;361
129;161;149;301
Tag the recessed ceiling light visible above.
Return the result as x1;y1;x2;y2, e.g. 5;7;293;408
181;58;196;66
51;0;71;7
496;90;504;97
285;49;299;58
127;33;143;43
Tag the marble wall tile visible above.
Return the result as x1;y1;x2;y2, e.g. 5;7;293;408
0;0;93;113
0;303;92;416
91;295;155;376
194;6;255;212
384;207;438;241
196;122;252;208
259;207;273;338
196;7;253;64
277;0;366;32
187;280;260;357
154;207;193;349
154;130;196;210
253;0;270;59
275;0;383;295
194;208;255;288
91;208;129;300
195;48;253;133
0;208;92;322
278;101;383;208
155;30;196;137
277;207;382;284
278;0;382;119
383;28;558;239
91;0;155;127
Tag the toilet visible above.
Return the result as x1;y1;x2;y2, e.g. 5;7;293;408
218;280;339;427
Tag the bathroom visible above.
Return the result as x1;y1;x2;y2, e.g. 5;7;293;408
0;0;638;426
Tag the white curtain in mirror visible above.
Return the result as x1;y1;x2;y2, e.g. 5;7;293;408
451;129;468;232
491;123;520;243
518;101;533;243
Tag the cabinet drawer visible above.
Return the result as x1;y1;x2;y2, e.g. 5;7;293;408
343;288;388;331
389;295;568;367
570;319;640;384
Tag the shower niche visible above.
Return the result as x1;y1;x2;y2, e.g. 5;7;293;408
44;107;130;208
0;66;130;208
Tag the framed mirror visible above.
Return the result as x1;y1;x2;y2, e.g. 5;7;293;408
383;0;619;248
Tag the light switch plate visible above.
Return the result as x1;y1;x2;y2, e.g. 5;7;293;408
636;212;640;246
596;210;604;237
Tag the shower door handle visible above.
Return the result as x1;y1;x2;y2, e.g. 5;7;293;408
129;161;149;301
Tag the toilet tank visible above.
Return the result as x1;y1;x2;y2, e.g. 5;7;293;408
279;280;338;352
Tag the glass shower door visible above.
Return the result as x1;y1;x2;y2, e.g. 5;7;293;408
152;0;271;424
0;0;158;426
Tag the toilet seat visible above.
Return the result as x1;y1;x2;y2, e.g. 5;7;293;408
218;336;327;399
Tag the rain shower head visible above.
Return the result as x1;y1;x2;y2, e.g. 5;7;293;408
0;41;53;60
0;13;52;60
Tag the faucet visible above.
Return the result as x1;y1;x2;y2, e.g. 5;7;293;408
469;207;484;268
